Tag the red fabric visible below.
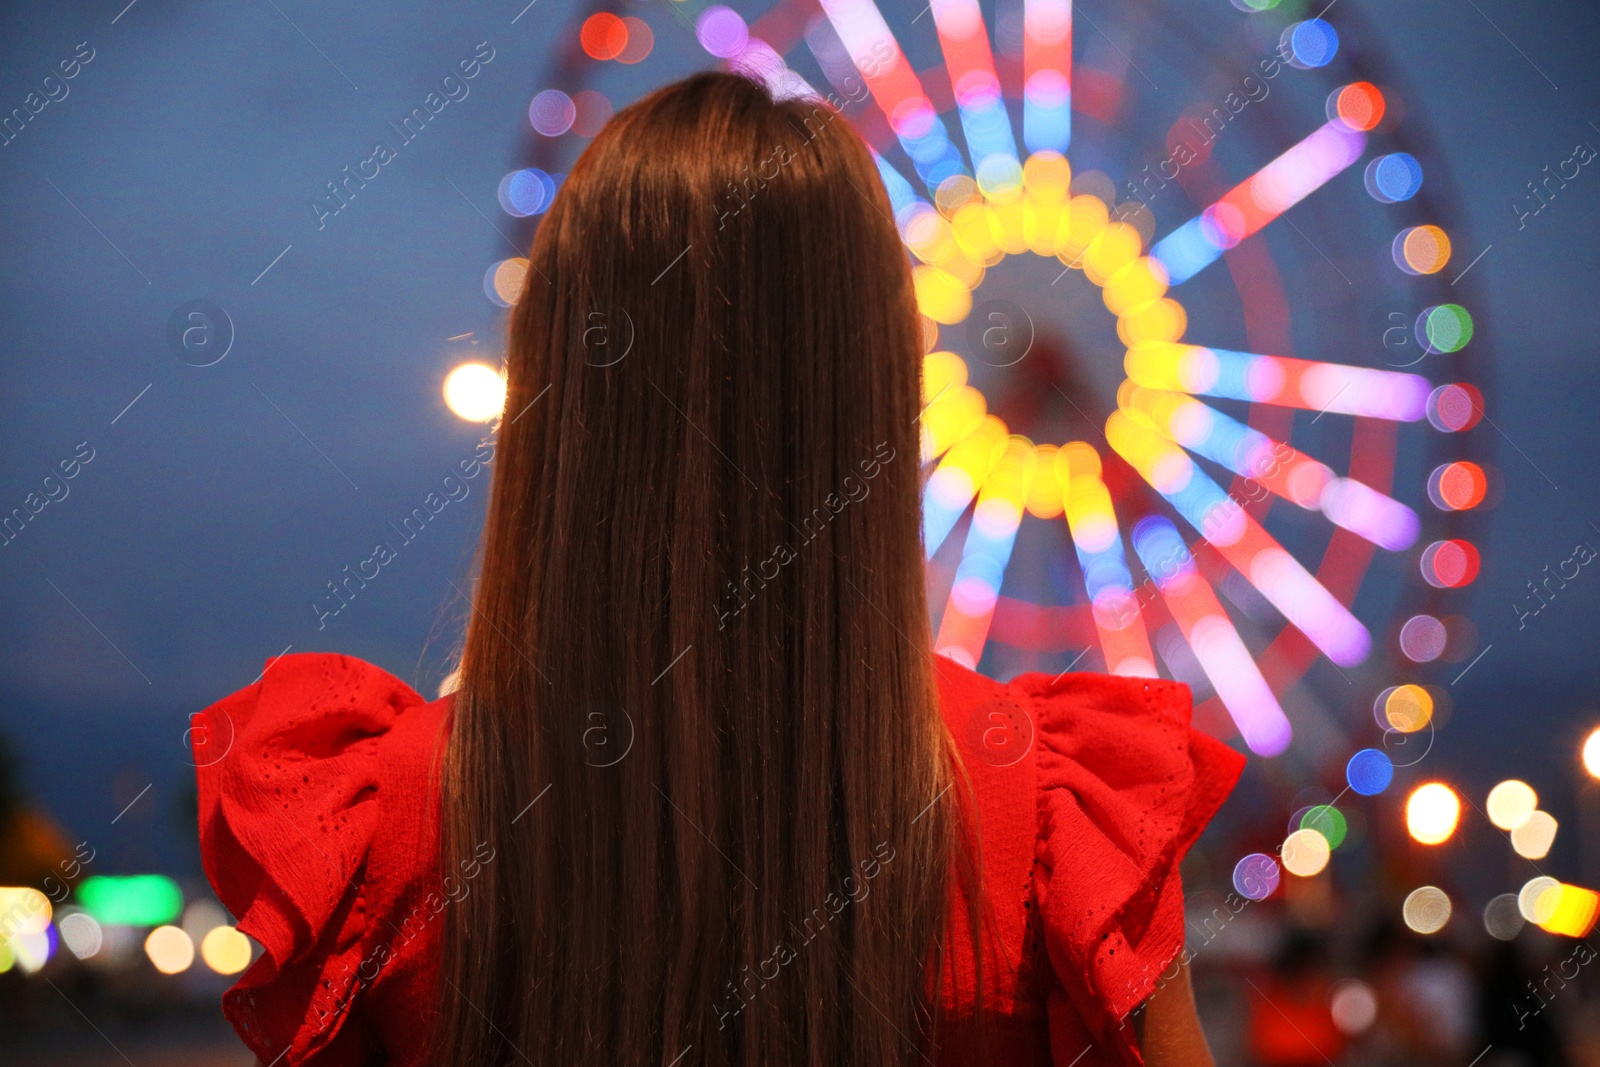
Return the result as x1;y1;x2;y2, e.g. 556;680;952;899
194;651;1243;1067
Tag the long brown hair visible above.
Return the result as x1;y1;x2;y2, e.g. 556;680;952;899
436;70;980;1066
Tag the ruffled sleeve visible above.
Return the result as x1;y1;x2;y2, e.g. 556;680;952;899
1016;672;1245;1067
192;651;441;1067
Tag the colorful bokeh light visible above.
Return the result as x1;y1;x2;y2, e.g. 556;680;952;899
1233;853;1281;900
696;6;748;59
1282;20;1338;69
529;89;577;137
617;17;654;64
1392;224;1452;275
498;168;557;217
0;887;51;935
1328;82;1385;132
1415;304;1473;353
1426;383;1484;432
1421;539;1480;588
1427;461;1487;511
1346;748;1394;795
579;13;628;60
1398;614;1447;662
1520;877;1561;923
1363;152;1423;203
77;875;182;927
1131;514;1290;754
1300;805;1347;848
1153;118;1366;283
1382;684;1433;733
1532;883;1600;938
484;258;530;308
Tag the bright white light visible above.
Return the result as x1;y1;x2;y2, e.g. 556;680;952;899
443;363;507;422
1584;726;1600;779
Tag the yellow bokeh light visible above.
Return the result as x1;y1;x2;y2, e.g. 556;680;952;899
950;202;1002;265
200;924;253;975
1023;197;1063;257
0;887;52;936
1022;150;1071;201
1101;257;1170;315
1405;782;1461;845
920;386;987;462
1281;828;1331;877
1024;444;1064;519
1486;779;1538;830
1385;684;1433;733
985;200;1029;255
1402;886;1452;934
912;264;973;325
1510;810;1558;860
443;363;506;422
922;351;969;405
1055;440;1102;484
1082;221;1143;285
1117;298;1188;346
1056;194;1109;266
1583;725;1600;779
1533;883;1600;938
145;925;195;975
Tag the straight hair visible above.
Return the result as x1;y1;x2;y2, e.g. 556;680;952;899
435;70;984;1067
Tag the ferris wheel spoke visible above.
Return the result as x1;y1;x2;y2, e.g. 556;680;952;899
1119;384;1421;551
923;416;1008;558
817;0;971;194
934;438;1033;667
926;0;1021;189
1125;341;1432;422
1151;86;1385;285
872;147;933;221
1023;0;1072;154
1130;515;1291;757
1107;410;1372;668
1059;442;1157;678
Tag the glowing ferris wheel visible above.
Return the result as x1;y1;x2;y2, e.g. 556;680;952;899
482;0;1491;778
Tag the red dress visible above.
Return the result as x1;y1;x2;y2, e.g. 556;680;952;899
193;652;1243;1067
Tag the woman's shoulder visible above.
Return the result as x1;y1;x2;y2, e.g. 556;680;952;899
933;655;1245;1061
191;651;450;1067
932;652;1243;836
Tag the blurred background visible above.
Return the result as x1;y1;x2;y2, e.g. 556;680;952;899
2;0;1598;1063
